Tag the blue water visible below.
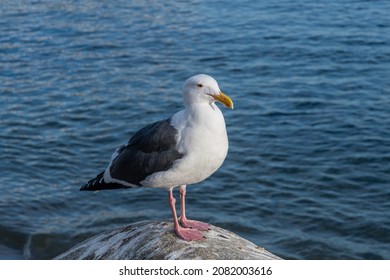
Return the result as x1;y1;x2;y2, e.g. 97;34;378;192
1;0;389;260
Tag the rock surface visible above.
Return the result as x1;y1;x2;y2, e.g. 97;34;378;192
54;220;282;260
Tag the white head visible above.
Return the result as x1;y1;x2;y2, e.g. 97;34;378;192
182;74;233;109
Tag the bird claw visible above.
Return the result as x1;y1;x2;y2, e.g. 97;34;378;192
180;218;210;231
175;227;204;241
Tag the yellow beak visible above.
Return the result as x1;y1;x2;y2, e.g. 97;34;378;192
213;91;234;109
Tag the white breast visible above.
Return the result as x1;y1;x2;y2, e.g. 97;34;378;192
141;103;228;189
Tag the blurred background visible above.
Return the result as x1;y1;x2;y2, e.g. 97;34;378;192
1;0;389;259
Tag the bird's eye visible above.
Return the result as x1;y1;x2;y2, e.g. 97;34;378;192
197;83;203;88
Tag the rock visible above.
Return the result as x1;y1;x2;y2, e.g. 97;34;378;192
54;220;282;260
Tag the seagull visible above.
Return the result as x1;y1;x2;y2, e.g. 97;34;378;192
80;74;233;241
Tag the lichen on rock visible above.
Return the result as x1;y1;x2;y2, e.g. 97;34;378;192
54;220;281;260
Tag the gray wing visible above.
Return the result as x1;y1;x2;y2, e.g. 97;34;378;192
109;118;183;186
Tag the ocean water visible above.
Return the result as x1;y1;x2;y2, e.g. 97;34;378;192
1;0;389;260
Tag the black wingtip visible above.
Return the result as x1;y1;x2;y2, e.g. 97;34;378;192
80;184;90;191
80;171;132;191
79;183;98;191
80;171;106;191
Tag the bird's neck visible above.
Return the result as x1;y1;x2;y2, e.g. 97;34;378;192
182;103;226;133
185;102;221;118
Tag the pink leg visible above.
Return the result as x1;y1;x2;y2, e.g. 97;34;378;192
179;185;210;231
168;188;203;241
